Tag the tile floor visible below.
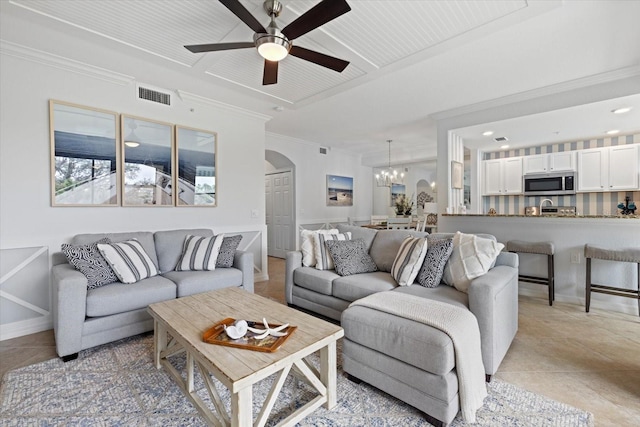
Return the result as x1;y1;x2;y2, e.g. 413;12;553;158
1;256;638;426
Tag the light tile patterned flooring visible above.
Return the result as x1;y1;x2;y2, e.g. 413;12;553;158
1;257;638;426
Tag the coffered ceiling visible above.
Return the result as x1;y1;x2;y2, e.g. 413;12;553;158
2;0;640;166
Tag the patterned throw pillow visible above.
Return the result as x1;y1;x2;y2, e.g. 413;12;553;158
97;239;159;284
174;234;225;272
325;239;378;276
300;229;339;267
61;238;118;289
216;235;243;268
417;238;454;288
391;236;429;286
315;232;352;270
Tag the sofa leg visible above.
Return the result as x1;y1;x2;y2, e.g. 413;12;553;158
421;412;447;427
61;353;78;362
345;373;362;384
486;374;492;383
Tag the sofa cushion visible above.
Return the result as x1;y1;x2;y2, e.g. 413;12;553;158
86;275;176;317
73;232;158;268
293;267;339;296
325;239;378;276
332;272;397;302
175;234;225;271
61;238;119;289
315;232;351;270
336;224;378;252
162;269;243;297
442;232;504;293
417;237;454;288
391;236;428;286
300;229;339;267
154;229;213;273
392;284;469;309
97;239;159;284
216;235;243;268
369;229;429;272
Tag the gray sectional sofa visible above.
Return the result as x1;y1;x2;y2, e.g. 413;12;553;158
52;228;253;360
285;224;519;426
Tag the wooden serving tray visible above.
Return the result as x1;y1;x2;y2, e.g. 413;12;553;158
202;318;297;353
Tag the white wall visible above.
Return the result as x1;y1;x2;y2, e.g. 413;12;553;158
265;132;373;245
0;48;268;338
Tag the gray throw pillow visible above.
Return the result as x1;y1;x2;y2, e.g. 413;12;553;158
325;239;378;277
216;235;243;268
61;238;119;289
417;237;454;288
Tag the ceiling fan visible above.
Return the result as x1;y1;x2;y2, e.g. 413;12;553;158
185;0;351;85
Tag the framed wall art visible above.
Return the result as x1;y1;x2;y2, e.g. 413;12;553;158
326;175;353;206
175;126;217;207
390;183;406;206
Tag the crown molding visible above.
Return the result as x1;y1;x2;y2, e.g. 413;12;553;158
431;65;640;122
176;90;272;122
0;40;134;86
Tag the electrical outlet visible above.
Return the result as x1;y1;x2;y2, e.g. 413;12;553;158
570;251;581;264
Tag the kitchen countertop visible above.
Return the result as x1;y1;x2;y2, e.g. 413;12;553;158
442;214;639;219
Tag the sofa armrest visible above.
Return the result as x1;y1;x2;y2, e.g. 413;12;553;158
233;250;254;293
494;251;518;268
468;264;519;376
51;264;88;357
285;251;303;304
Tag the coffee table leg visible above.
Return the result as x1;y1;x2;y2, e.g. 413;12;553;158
231;386;253;427
320;340;338;409
154;319;167;369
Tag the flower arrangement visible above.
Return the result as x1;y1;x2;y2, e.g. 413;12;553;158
394;194;414;216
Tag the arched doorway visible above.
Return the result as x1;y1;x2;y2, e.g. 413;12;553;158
265;150;295;258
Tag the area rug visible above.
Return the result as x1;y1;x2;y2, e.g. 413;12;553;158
0;334;593;426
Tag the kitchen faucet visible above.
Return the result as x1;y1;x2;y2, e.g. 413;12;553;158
540;198;553;212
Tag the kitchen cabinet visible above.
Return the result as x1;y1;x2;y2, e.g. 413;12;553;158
483;157;523;195
523;152;576;174
577;144;639;192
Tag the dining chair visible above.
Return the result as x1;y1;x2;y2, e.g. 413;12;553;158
387;217;411;229
415;216;427;232
370;215;388;226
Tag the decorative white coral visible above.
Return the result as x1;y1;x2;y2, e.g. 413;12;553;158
247;318;290;340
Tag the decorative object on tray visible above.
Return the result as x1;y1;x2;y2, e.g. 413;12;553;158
203;317;296;352
617;196;636;215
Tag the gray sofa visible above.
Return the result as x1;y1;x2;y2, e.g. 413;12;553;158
285;224;519;426
52;228;254;361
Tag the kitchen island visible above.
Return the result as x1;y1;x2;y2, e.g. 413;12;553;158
438;214;639;315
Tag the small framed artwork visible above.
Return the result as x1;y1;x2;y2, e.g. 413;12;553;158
175;126;217;207
390;183;406;206
451;161;463;189
326;175;353;206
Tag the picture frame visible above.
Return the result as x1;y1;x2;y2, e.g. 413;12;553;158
326;175;353;206
49;100;120;206
121;115;175;206
451;161;463;189
175;126;217;207
390;183;406;206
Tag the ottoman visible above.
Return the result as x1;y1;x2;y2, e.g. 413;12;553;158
341;304;460;427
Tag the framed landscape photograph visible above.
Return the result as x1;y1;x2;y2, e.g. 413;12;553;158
326;175;353;206
175;126;217;207
390;183;405;206
451;161;463;189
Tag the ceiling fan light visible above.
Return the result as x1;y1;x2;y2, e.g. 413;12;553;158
255;33;290;61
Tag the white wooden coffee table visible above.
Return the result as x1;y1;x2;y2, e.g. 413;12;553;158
147;287;344;427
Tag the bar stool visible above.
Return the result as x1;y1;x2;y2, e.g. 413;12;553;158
507;240;555;306
584;244;640;316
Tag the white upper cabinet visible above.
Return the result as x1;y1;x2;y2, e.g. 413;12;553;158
523;152;576;174
483;157;523;195
577;144;639;192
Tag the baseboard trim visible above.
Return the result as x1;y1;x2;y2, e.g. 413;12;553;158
0;315;53;341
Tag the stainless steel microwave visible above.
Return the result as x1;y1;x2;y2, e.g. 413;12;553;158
523;171;576;196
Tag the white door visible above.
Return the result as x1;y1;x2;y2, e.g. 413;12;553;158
265;171;293;258
578;148;606;191
503;157;523;194
483;159;503;195
609;145;639;190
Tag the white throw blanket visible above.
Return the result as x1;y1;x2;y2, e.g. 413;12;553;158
350;292;487;422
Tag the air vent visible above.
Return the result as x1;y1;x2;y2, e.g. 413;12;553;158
136;84;171;106
494;136;509;142
319;147;328;155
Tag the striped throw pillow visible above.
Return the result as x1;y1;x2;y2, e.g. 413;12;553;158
97;239;158;284
175;234;225;271
391;236;429;286
315;232;352;270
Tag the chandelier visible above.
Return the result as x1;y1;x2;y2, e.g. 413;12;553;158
375;140;404;187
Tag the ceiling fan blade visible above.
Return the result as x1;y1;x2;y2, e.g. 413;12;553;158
185;42;255;53
289;46;349;72
282;0;351;40
219;0;266;33
263;60;278;85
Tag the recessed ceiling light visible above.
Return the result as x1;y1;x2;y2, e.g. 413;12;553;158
611;107;632;114
606;130;620;135
482;131;494;136
500;144;510;149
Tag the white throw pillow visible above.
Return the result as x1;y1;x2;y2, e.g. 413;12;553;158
442;232;505;293
315;232;352;270
175;234;225;272
300;229;339;267
97;239;158;284
391;236;429;286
